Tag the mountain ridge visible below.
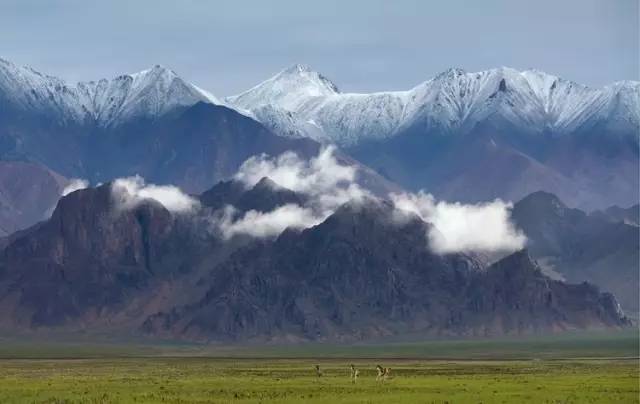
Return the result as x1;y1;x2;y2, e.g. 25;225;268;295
0;57;221;127
511;190;639;312
0;180;629;340
226;64;640;146
3;57;636;141
0;57;637;212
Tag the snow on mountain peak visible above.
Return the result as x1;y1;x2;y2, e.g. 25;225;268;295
281;63;314;74
227;66;640;146
1;57;637;145
228;64;339;112
434;67;467;79
277;63;339;93
0;58;220;126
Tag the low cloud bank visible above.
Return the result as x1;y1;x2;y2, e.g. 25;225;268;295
111;176;199;212
219;204;319;239
391;191;526;254
102;149;525;254
219;147;525;253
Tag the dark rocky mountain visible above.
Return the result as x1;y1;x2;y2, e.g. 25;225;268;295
0;184;198;327
0;100;319;194
0;181;629;340
512;191;639;313
591;204;640;226
199;177;306;213
349;125;638;211
145;201;628;342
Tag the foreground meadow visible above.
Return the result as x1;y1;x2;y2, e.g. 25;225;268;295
0;358;637;403
0;332;637;403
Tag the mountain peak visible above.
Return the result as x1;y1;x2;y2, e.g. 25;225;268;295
515;190;566;210
227;64;339;111
0;56;220;125
129;64;179;80
281;63;315;75
271;63;339;95
435;67;467;79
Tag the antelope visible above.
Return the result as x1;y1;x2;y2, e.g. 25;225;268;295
376;365;391;382
349;364;359;383
314;364;323;377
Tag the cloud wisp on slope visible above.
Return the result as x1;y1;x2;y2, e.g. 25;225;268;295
99;147;526;255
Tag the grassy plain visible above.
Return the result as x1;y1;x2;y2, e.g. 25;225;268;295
0;331;637;403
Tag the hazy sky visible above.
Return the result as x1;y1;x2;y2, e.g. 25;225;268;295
1;0;637;96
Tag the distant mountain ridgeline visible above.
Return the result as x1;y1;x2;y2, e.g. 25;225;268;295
1;57;637;212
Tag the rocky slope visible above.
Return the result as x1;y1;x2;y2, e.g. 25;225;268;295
512;191;639;312
0;181;629;340
591;204;640;226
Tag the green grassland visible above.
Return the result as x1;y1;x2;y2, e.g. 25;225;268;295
0;331;638;403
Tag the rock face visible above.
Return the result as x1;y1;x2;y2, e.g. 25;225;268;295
0;184;191;326
512;191;639;312
144;201;629;341
592;204;640;226
199;177;306;213
1;179;627;340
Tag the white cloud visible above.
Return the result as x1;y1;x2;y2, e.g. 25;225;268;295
217;146;370;238
219;204;320;239
234;146;369;215
111;175;199;213
391;191;526;254
62;178;89;196
98;147;525;254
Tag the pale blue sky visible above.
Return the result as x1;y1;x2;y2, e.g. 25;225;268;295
1;0;637;95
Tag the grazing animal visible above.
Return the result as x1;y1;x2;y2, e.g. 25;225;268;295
314;365;323;377
350;364;359;383
376;365;391;382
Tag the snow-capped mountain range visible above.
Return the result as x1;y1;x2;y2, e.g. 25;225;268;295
0;57;219;126
227;64;640;146
0;56;637;218
0;57;637;145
